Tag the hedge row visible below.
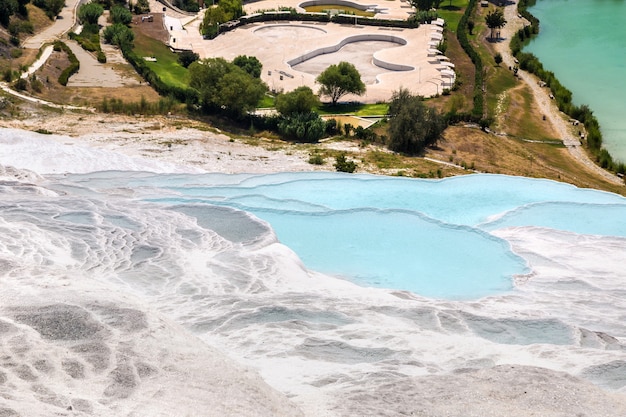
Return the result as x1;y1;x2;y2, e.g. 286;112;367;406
54;41;80;86
512;0;625;173
456;0;483;120
208;10;420;39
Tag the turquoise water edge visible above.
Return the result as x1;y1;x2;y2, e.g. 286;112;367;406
524;0;626;162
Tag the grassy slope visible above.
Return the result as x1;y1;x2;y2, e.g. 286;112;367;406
132;30;190;88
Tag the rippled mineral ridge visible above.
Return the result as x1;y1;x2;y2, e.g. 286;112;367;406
1;129;626;417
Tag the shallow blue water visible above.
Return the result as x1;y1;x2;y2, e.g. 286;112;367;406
100;172;626;300
525;0;626;162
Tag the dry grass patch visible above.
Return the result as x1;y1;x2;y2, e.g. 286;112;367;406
497;83;559;140
428;125;625;195
32;49;161;107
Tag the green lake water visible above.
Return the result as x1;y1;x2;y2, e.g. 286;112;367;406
524;0;626;162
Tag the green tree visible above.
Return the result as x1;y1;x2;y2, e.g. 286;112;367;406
178;50;199;68
467;20;474;35
173;0;199;12
110;5;132;25
387;88;447;155
494;52;502;66
0;0;18;26
32;0;65;19
133;0;150;14
219;0;243;20
218;70;267;117
199;0;242;37
189;58;267;118
16;0;28;16
200;6;226;38
409;0;441;11
233;55;262;78
316;62;365;105
103;23;134;49
78;2;104;25
189;57;231;109
275;86;320;117
485;8;506;41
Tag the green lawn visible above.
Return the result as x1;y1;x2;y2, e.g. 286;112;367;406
258;94;275;108
436;0;468;33
317;102;389;116
132;31;190;89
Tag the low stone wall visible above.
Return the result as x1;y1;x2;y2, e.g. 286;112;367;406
298;0;380;12
286;33;410;72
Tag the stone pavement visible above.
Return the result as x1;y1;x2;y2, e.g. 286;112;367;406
168;0;454;102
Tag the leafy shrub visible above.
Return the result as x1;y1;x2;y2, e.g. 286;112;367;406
103;23;134;48
278;112;326;142
3;69;13;82
133;0;150;14
308;153;325;165
13;77;28;90
78;2;104;25
334;153;357;173
324;118;338;136
111;5;132;25
178;50;199;68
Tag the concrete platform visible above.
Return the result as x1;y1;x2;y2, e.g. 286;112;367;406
167;0;453;102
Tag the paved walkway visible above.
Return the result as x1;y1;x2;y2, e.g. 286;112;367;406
65;40;141;87
22;0;83;49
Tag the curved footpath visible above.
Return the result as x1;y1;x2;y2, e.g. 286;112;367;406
492;2;623;186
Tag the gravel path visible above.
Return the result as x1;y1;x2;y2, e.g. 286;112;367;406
492;2;623;186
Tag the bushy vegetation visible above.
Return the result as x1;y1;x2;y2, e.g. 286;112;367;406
8;19;34;38
103;23;134;49
53;41;80;86
275;86;320;117
177;50;199;68
98;96;179;115
200;0;243;38
70;3;107;61
278;112;326;142
232;55;262;78
132;0;150;14
387;88;447;155
334;153;357;173
188;57;266;118
110;5;132;25
32;0;65;20
78;2;104;25
173;0;199;12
